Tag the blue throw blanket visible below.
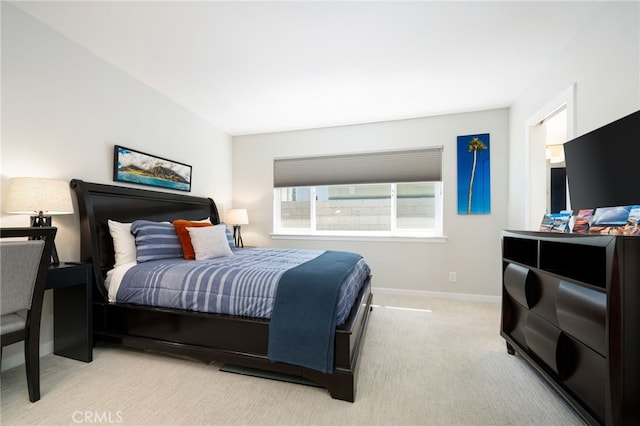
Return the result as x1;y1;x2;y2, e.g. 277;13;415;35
267;250;363;374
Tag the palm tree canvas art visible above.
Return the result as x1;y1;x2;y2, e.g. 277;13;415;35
457;133;490;214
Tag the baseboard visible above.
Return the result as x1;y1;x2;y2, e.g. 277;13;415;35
372;287;500;304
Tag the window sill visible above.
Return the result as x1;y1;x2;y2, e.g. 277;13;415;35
270;233;447;243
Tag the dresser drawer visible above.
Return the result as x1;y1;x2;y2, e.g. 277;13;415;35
557;280;606;356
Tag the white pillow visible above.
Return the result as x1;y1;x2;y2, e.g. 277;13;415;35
187;224;234;260
108;219;137;267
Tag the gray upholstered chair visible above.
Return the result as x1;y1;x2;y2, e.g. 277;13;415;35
1;227;56;402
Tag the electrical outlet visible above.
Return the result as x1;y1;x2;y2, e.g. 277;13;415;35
449;272;457;282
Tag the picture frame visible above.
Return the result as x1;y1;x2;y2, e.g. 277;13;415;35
589;205;640;235
113;145;192;192
457;133;491;215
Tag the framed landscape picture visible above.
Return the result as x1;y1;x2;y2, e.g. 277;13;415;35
113;145;192;192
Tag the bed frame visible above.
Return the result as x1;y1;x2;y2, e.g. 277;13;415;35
71;179;373;402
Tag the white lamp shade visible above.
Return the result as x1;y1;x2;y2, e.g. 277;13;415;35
5;177;74;215
226;208;248;225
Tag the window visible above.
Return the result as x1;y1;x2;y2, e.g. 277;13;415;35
274;182;442;237
273;147;443;238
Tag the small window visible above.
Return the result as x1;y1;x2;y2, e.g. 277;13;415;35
317;184;391;232
278;187;311;229
396;182;438;230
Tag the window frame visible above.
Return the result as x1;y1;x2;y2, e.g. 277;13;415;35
273;181;443;239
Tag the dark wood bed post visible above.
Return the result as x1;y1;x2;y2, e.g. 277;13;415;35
69;179;373;402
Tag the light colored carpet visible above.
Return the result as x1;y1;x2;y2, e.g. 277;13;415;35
1;293;585;425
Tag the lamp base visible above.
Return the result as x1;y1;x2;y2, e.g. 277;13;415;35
30;215;52;227
233;225;244;248
30;215;60;265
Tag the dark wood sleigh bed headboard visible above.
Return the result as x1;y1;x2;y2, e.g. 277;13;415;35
70;179;220;300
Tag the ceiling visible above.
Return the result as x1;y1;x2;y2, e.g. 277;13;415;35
12;1;606;136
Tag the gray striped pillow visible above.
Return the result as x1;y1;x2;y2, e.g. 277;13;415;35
221;222;236;249
131;220;183;263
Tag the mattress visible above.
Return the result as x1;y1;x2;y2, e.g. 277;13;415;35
105;248;370;327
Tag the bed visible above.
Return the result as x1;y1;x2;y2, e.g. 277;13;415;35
71;179;373;402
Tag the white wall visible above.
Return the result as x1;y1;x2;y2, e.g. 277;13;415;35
508;1;640;229
233;109;509;298
0;4;233;369
4;0;636;372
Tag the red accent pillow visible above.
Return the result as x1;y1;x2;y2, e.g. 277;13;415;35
173;219;213;260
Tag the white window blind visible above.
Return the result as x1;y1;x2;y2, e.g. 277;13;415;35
273;147;443;188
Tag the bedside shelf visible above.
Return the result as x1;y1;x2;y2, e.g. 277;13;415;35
46;262;93;362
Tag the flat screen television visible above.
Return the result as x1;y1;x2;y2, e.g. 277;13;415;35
563;110;640;213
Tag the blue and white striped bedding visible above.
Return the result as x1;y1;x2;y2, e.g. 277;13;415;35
112;248;370;326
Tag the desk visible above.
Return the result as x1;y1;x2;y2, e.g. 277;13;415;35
46;263;92;362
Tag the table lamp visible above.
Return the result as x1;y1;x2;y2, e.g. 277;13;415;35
226;208;248;248
5;177;74;264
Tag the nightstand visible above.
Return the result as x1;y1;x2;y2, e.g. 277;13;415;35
46;262;92;362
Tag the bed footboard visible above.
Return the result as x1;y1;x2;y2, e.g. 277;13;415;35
93;276;373;401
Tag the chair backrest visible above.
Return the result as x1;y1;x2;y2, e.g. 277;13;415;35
0;227;56;316
1;241;45;315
